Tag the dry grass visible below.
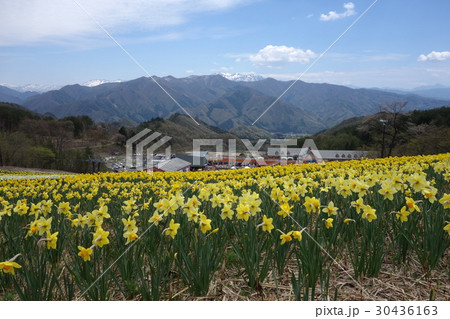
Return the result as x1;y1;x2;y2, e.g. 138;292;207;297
168;251;450;301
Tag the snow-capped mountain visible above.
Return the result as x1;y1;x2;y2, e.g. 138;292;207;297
219;72;264;82
82;79;122;87
0;83;60;93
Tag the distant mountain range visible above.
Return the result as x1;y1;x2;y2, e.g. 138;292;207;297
371;84;450;101
1;75;449;134
219;72;264;82
0;85;38;104
82;79;122;87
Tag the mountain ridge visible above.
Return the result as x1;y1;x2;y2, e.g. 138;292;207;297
2;75;447;135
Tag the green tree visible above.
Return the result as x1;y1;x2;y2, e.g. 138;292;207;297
27;146;55;168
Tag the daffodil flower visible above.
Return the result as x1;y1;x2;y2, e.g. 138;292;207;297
277;203;293;218
92;228;110;247
405;197;421;213
324;218;334;229
199;215;212;234
395;206;411;223
351;198;364;214
37;217;52;235
279;231;293;245
362;205;377;222
444;223;450;235
164;219;180;239
292;230;302;241
378;184;397;201
422;187;437;203
121;217;137;233
186;207;200;222
236;203;250;221
46;231;59;249
0;261;22;275
77;246;93;262
220;204;234;220
123;230;139;245
322;201;338;216
57;202;71;215
303;196;320;213
439;193;450;209
258;215;274;233
149;212;163;225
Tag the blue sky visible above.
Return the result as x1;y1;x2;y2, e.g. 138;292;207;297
1;0;450;89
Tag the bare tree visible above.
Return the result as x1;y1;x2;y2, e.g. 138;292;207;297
379;101;409;157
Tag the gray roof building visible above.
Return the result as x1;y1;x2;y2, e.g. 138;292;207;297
154;158;191;172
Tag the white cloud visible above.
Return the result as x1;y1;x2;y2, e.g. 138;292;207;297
320;2;355;21
0;0;252;46
249;45;316;67
418;51;450;62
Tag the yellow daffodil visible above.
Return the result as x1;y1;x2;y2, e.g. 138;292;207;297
324;218;334;229
0;261;22;275
280;231;293;245
13;200;28;215
149;212;163;225
444;223;450;235
36;216;52;235
92;228;110;247
378;184;397;201
165;219;180;239
362;205;377;222
303;196;320;213
277;203;293;218
322;201;338;215
236;203;250;221
439;193;450;209
350;198;364;213
96;205;110;219
220;204;234;220
259;215;274;233
123;199;138;214
407;174;428;193
123;230;139;245
292;230;302;241
405;197;421;213
57;202;71;215
26;220;39;237
186;207;200;222
77;246;93;262
422;187;437;203
29;202;42;218
395;206;411;223
46;231;58;249
199;214;212;234
121;217;137;233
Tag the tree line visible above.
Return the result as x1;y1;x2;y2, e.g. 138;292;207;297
0;102;101;172
297;103;450;157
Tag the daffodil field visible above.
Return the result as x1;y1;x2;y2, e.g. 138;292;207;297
1;154;450;300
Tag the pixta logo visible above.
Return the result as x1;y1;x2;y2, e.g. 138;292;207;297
126;129;172;171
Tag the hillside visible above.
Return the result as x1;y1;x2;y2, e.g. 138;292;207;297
189;87;325;134
20;75;450;135
304;106;450;156
129;113;252;153
0;102;41;131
